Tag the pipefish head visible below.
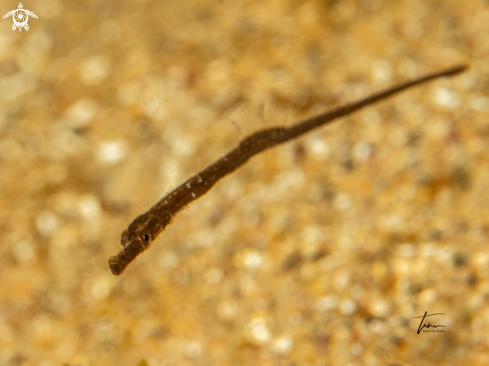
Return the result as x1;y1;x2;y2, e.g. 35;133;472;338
120;214;157;248
109;213;163;276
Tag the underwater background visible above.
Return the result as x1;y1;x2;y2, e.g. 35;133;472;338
0;0;487;365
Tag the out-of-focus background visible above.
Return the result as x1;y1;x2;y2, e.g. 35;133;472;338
0;0;487;365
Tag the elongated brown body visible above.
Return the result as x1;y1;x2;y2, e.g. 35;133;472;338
109;64;468;276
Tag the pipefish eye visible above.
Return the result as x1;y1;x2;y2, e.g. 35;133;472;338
144;234;150;242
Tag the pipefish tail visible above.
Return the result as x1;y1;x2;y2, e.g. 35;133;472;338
109;64;468;276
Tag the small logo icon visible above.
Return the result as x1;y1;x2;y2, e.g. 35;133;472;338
3;3;38;32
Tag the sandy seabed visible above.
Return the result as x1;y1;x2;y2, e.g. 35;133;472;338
0;0;488;365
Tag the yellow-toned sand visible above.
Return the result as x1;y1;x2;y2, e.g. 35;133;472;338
0;0;487;365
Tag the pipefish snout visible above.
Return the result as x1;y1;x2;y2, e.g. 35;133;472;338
109;64;469;276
